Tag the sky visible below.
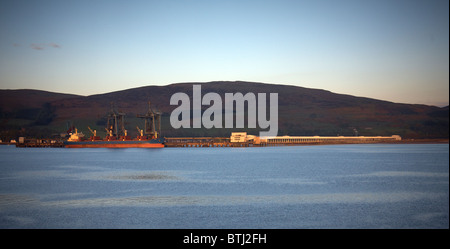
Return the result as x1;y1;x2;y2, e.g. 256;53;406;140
0;0;448;106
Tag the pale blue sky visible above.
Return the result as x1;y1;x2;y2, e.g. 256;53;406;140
0;0;448;106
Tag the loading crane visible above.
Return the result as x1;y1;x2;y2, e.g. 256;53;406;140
87;126;101;141
106;102;126;139
137;101;161;139
88;126;96;137
137;126;144;137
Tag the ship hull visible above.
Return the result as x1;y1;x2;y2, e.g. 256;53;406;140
64;139;164;148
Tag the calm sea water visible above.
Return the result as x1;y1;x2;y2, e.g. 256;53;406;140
0;144;448;229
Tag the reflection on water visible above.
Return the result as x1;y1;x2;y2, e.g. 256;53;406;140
348;171;449;178
2;191;445;209
41;192;446;207
0;144;448;228
0;194;39;210
109;172;178;181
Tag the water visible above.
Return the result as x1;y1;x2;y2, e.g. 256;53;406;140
0;144;448;228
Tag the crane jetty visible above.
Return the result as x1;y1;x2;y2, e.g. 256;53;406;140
12;101;404;148
15;133;403;148
17;102;163;148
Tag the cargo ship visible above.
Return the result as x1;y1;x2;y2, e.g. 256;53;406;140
64;102;164;148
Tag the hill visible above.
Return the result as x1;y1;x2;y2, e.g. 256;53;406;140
0;81;448;139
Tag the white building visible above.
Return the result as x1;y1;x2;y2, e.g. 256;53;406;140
230;132;401;145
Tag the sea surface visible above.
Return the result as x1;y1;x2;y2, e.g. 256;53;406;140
0;144;448;229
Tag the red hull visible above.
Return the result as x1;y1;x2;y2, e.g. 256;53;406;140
64;143;164;148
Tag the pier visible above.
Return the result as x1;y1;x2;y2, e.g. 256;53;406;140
15;137;64;148
164;137;241;147
163;133;402;147
11;133;403;148
265;135;402;145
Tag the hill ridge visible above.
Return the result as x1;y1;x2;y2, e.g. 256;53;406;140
1;81;448;139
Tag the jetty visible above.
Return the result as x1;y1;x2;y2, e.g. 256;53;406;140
15;137;64;148
163;132;402;147
10;132;405;148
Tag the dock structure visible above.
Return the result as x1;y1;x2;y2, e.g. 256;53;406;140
164;137;235;147
227;132;401;147
15;137;64;148
12;133;402;148
265;135;402;145
163;133;401;147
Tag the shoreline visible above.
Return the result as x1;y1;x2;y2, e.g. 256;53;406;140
1;138;448;147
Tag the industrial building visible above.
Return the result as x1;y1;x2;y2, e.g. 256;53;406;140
230;132;401;146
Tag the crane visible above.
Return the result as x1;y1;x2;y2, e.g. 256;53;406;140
87;126;97;137
137;126;144;137
137;101;161;139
